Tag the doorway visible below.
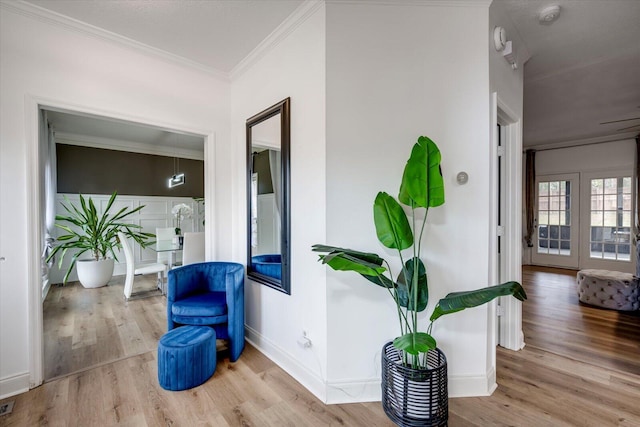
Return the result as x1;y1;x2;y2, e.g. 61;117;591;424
27;97;215;388
492;94;525;352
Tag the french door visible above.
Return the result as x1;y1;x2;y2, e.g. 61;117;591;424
532;173;580;269
580;172;634;273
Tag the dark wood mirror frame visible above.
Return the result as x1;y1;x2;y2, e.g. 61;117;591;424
246;98;291;294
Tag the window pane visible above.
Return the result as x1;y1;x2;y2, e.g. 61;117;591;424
550;196;560;210
603;194;617;210
560;211;570;226
549;181;560;196
623;194;631;210
538;211;549;225
591;212;603;227
559;181;566;196
591;227;603;242
538;196;549;210
604;178;617;194
623;212;631;227
623;177;631;193
603;211;617;227
548;211;560;225
591;197;602;210
591;179;603;195
537;243;548;254
539;182;549;196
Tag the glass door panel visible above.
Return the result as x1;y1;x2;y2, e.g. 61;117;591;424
588;177;631;262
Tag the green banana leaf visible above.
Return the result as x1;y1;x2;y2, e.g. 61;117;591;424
429;281;527;322
398;136;444;208
373;191;413;250
393;332;437;355
312;245;386;277
397;257;428;312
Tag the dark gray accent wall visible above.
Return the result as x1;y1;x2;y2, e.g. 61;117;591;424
56;144;204;197
253;150;273;195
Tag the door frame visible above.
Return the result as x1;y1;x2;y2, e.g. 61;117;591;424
26;95;217;388
491;93;524;352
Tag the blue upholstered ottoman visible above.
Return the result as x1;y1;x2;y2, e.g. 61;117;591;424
158;325;216;391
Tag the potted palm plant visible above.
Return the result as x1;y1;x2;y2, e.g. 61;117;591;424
47;191;155;288
313;136;526;426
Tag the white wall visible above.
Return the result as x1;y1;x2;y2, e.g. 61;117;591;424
230;3;328;401
325;2;494;400
536;140;635;176
0;5;230;398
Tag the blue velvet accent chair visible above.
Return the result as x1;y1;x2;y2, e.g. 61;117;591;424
167;262;245;362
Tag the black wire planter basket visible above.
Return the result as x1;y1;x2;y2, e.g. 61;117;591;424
381;341;448;426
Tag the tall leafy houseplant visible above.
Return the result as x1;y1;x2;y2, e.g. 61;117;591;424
47;192;155;284
313;136;527;368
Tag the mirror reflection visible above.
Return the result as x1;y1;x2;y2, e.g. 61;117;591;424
246;98;290;294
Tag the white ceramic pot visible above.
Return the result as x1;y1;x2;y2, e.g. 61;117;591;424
76;258;114;288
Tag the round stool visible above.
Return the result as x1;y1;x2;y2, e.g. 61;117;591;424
158;325;216;391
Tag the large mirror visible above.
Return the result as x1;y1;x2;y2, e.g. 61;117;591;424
246;98;290;294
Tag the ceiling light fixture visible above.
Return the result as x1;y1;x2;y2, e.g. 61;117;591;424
538;5;561;24
168;134;186;188
168;172;185;188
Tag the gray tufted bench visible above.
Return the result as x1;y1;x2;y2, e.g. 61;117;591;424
576;269;640;311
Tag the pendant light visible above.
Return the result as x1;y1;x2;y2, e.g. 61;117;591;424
168;134;185;188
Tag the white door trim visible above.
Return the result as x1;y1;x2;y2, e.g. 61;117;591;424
491;93;524;352
26;95;217;388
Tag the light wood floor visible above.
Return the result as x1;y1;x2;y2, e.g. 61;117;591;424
2;266;640;426
42;275;165;381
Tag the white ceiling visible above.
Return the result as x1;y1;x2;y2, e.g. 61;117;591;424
499;0;640;147
46;110;205;152
27;0;640;149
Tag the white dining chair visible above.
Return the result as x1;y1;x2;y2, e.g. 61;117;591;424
182;232;205;265
118;232;167;300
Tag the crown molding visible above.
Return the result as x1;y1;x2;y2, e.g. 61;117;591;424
229;0;324;81
325;0;491;7
0;0;229;81
525;131;639;152
229;0;491;80
55;132;205;161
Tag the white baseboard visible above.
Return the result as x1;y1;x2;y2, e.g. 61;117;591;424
0;372;29;400
244;325;327;403
245;326;498;403
449;367;497;397
325;377;381;404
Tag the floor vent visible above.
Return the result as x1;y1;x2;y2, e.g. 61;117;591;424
0;401;14;416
